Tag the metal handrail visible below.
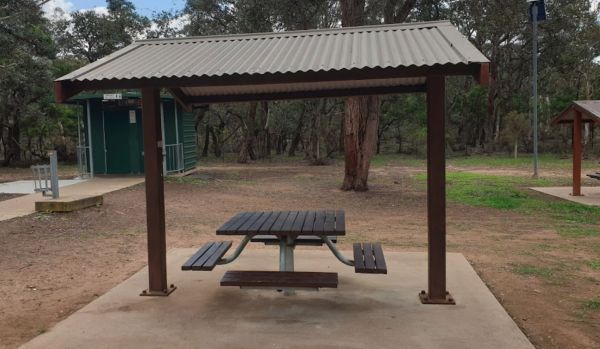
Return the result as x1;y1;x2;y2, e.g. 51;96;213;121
165;143;184;173
76;145;90;178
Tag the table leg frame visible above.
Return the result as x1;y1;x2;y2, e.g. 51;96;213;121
217;235;253;265
321;236;354;267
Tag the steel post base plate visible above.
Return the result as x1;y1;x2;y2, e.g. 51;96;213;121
140;284;177;297
419;290;456;305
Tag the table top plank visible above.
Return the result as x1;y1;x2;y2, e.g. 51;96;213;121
227;211;256;232
216;212;250;234
216;212;244;234
323;210;335;232
291;211;307;233
269;211;291;232
281;211;299;233
237;212;264;232
313;211;326;233
301;211;316;233
217;210;345;236
258;211;281;233
248;211;273;232
335;210;345;233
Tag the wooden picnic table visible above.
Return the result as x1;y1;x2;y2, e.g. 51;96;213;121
182;209;386;292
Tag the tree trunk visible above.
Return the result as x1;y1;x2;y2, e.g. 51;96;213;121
202;124;210;157
341;96;380;191
210;127;222;157
513;139;518;159
288;105;305;157
339;0;415;190
238;102;257;163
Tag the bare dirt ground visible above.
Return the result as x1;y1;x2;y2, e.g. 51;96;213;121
1;161;599;349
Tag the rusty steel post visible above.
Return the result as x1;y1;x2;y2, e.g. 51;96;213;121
572;111;582;196
140;88;175;296
420;76;455;305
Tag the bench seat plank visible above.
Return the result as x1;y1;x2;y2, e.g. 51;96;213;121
353;242;387;274
221;271;338;288
181;241;232;271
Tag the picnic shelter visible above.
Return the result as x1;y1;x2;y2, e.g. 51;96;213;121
54;20;490;304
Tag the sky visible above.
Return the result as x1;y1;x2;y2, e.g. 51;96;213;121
43;0;186;17
45;0;600;17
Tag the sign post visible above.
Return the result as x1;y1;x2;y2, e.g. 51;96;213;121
528;0;546;178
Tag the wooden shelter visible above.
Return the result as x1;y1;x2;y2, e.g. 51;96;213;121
552;100;600;196
54;21;490;304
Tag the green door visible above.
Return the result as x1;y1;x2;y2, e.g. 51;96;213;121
104;109;142;174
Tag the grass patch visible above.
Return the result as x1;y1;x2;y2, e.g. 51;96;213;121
582;299;600;312
589;261;600;270
446;153;598;172
413;172;600;238
556;226;600;238
415;172;558;209
512;263;555;279
164;175;210;185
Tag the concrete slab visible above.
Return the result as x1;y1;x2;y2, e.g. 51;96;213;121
0;177;143;221
530;186;600;206
0;179;85;194
21;250;534;349
35;194;103;212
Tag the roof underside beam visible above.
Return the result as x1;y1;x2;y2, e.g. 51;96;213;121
165;87;193;112
54;63;488;104
183;84;427;104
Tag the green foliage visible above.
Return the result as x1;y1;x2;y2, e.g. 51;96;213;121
589;261;600;270
51;0;150;63
415;171;600;237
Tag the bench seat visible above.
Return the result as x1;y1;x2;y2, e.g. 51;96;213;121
220;270;338;288
353;243;387;274
587;173;600;180
250;235;337;246
181;241;232;271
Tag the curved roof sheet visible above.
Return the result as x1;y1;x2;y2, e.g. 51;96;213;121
57;20;488;83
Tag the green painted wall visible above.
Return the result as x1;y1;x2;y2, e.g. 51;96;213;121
88;99;106;174
181;109;197;171
83;98;197;175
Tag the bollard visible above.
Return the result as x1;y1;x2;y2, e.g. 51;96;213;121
48;150;59;199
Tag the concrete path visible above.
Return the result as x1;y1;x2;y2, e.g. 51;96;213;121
0;177;144;221
530;186;600;206
21;250;534;349
0;179;86;194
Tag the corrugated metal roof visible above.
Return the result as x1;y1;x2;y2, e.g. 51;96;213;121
58;20;488;83
553;100;600;124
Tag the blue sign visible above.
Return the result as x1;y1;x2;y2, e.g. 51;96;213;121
529;0;547;22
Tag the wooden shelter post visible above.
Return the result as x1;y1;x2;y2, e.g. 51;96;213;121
420;76;454;305
140;88;175;296
572;110;583;196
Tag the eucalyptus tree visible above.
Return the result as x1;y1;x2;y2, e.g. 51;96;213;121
0;0;55;165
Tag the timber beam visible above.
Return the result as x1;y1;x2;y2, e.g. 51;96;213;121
421;75;455;305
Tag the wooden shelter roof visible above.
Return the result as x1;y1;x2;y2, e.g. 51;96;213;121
552;100;600;125
54;21;489;107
